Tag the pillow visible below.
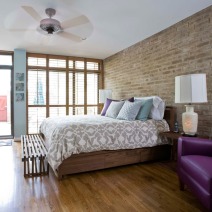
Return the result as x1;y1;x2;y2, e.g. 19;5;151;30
100;98;119;116
105;101;125;118
134;96;165;120
121;97;134;102
101;97;134;116
135;99;153;121
117;101;143;121
150;101;165;120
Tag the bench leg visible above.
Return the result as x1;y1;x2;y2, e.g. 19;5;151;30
24;159;26;177
32;157;34;176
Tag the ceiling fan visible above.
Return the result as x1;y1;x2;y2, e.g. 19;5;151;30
20;6;90;42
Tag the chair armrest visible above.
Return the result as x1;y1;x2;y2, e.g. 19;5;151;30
178;137;212;158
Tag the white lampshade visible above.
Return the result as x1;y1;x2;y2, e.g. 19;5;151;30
175;74;207;135
99;89;112;103
175;74;207;103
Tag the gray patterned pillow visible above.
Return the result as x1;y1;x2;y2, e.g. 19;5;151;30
116;101;143;121
105;101;125;118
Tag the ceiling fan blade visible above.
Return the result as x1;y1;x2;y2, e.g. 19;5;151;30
21;6;42;22
58;31;82;42
61;15;89;29
7;29;35;32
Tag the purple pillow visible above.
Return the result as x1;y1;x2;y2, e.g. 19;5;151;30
101;97;134;116
127;97;134;102
101;98;118;116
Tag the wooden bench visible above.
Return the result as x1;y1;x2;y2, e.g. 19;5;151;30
21;134;49;177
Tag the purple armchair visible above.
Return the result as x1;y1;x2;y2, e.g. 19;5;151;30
178;137;212;211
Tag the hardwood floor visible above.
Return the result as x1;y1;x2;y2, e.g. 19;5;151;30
0;142;206;212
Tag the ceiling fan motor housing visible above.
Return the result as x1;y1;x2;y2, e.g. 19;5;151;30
40;18;62;34
40;8;62;34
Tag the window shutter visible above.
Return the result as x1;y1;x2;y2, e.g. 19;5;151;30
87;73;98;105
49;107;66;117
49;71;66;105
28;107;46;134
74;72;84;105
28;70;46;105
69;71;73;105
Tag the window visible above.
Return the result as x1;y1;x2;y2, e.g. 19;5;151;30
27;54;103;134
0;55;13;66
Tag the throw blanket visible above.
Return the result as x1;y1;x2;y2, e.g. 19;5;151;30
40;115;169;174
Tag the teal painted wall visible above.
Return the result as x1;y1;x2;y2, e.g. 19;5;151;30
14;49;26;140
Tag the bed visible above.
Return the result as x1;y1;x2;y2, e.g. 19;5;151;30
40;106;176;180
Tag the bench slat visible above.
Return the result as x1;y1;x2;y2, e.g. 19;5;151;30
26;136;32;159
29;135;38;158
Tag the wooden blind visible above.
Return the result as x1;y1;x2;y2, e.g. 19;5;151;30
49;107;66;117
28;107;46;134
49;71;66;105
28;57;46;67
0;55;13;65
75;61;84;70
49;59;66;68
87;62;99;71
87;73;98;105
75;72;84;105
28;70;46;105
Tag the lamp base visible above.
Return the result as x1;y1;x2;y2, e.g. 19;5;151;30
182;105;198;136
181;133;197;137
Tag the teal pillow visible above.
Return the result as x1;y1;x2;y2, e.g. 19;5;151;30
135;99;153;121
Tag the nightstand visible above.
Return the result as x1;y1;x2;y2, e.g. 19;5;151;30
160;131;181;161
160;132;209;161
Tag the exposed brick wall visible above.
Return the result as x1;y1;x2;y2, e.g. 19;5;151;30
104;6;212;137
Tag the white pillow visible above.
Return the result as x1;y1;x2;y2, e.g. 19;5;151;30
134;96;165;120
105;101;125;118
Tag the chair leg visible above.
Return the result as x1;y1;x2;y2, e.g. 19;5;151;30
179;179;185;191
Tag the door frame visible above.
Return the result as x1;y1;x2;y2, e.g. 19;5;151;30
0;52;14;139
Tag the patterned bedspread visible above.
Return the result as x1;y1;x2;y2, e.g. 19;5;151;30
39;115;170;173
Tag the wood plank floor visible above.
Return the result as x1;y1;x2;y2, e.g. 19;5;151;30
0;142;206;212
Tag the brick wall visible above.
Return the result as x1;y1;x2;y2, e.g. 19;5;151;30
104;6;212;137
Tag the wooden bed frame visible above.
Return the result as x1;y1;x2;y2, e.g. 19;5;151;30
50;106;176;179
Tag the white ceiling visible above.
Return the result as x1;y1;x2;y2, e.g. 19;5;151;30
1;0;211;59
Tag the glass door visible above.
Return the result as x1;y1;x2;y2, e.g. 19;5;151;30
0;69;12;138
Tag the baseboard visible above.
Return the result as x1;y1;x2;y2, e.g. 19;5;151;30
14;137;21;142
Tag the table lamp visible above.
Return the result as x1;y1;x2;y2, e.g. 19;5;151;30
99;89;112;103
175;74;207;136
